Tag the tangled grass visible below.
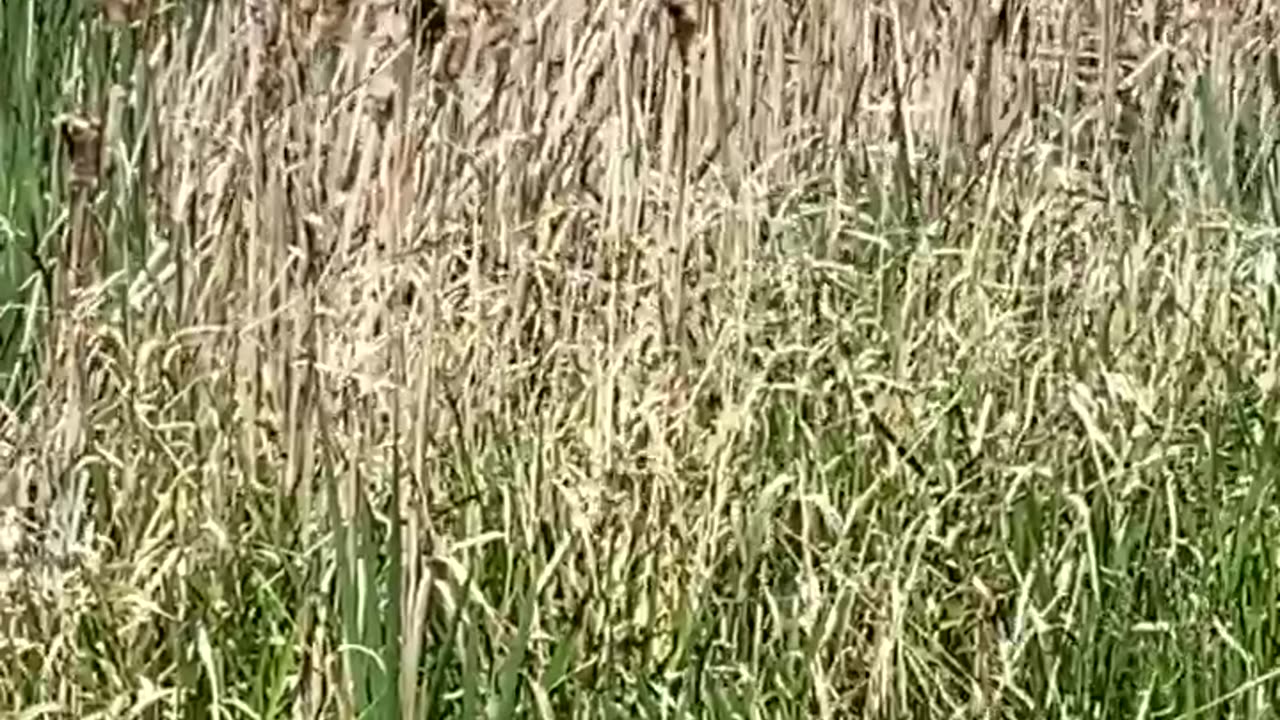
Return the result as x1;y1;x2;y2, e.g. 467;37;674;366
2;0;1280;717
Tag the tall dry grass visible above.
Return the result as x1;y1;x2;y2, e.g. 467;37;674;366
2;0;1280;717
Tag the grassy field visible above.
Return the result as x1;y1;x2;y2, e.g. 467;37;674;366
2;0;1280;717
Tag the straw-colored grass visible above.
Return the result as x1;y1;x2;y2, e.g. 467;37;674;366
2;0;1280;717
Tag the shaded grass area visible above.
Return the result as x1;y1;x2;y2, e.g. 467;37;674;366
2;0;1280;718
0;0;77;402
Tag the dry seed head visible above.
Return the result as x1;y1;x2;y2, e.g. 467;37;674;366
478;0;514;35
313;0;354;47
433;3;477;81
55;114;104;191
422;0;516;81
372;5;409;46
366;4;409;122
0;507;26;559
480;0;514;61
100;0;146;25
412;0;448;50
664;0;698;59
245;0;282;96
367;73;399;123
246;0;281;51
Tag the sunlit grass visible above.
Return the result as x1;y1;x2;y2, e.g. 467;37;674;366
2;0;1280;718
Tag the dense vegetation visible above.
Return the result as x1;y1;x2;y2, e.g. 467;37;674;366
2;0;1280;717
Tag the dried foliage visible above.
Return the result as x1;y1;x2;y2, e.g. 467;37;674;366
2;0;1280;716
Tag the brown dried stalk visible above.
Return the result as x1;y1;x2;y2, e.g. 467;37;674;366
664;0;698;61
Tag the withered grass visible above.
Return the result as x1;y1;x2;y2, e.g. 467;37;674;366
3;0;1280;717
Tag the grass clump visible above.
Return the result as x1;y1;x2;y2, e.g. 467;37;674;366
2;0;1280;718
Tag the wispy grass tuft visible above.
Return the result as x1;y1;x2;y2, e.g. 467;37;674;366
2;0;1280;718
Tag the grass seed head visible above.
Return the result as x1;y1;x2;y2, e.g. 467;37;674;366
55;114;103;191
100;0;146;26
664;0;698;59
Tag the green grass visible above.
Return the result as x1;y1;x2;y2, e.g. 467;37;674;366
0;0;79;402
2;0;1280;718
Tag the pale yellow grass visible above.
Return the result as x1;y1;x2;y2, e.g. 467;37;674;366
3;0;1279;716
